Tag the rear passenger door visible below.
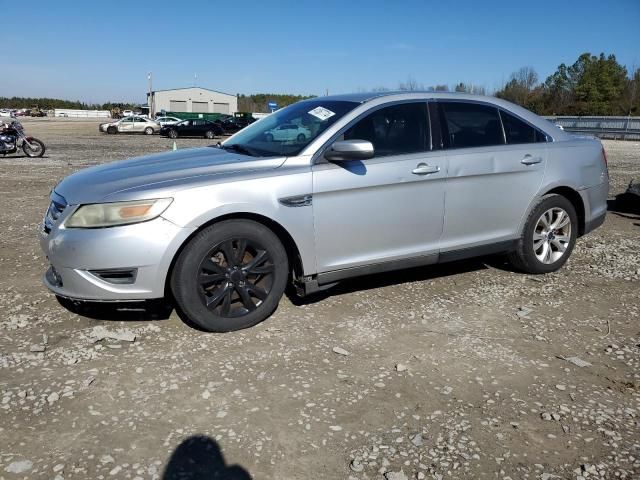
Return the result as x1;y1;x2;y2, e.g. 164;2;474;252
438;101;547;252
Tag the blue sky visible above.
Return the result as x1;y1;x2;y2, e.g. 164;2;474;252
2;0;639;103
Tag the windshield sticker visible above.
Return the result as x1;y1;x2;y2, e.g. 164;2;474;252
307;106;336;121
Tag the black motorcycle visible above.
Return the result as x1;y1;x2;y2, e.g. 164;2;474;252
0;119;46;157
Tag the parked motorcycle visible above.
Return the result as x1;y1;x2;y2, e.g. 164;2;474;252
0;118;46;157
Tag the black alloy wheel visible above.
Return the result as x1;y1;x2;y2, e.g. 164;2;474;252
171;220;288;332
197;238;275;317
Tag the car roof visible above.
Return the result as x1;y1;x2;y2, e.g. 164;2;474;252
316;91;511;104
312;91;571;141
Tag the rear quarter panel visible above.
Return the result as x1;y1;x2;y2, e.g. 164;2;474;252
519;136;608;233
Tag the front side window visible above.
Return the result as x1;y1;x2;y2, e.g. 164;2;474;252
500;110;546;144
222;100;358;157
343;102;430;158
441;102;503;149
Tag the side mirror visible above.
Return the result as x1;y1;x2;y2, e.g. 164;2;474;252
325;139;374;162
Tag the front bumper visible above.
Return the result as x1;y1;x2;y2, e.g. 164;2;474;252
40;216;195;301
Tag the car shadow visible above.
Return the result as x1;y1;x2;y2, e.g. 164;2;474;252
607;196;640;219
162;435;252;480
286;256;508;306
56;297;173;321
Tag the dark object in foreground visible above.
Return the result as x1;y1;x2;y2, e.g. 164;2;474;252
615;180;640;214
162;435;252;480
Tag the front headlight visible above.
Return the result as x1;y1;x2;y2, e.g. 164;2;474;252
65;198;173;228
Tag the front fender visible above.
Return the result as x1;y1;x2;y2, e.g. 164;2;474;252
161;171;317;275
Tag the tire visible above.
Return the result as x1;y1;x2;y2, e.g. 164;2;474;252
507;194;577;274
205;130;215;139
107;126;117;134
297;133;305;142
22;138;45;157
171;220;289;332
144;127;154;135
265;133;273;142
168;129;178;139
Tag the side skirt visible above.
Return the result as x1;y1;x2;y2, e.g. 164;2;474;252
295;239;518;297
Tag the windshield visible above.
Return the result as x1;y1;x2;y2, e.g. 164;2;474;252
223;99;358;157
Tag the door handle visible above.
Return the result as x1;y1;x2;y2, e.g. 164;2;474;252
412;163;440;175
521;154;542;165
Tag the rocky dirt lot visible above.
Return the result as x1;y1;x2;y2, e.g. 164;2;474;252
0;119;638;480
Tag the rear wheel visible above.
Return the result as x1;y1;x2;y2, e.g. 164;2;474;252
507;194;577;274
205;130;215;139
171;220;288;332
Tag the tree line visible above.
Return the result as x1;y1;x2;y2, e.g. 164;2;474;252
0;97;139;111
237;93;315;112
494;53;639;116
4;53;638;116
368;52;639;116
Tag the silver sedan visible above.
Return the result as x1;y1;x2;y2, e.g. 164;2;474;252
41;92;608;332
99;116;161;135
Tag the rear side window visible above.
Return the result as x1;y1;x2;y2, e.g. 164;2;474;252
441;102;504;149
500;110;547;144
344;102;430;157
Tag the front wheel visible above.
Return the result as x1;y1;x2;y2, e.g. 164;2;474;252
144;127;154;135
171;220;289;332
507;194;577;274
23;138;45;157
168;130;178;139
205;130;215;139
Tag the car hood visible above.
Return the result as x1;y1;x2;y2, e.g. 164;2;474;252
54;147;286;205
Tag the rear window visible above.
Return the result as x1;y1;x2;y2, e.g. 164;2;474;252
500;110;547;144
441;102;504;149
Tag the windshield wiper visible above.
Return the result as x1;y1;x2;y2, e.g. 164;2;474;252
218;143;255;157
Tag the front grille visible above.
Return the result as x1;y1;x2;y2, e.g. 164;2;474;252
43;192;67;234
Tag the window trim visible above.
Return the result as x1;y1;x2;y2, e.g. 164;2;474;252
313;99;433;164
497;108;549;145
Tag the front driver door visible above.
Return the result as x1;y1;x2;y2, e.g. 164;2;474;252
312;101;447;275
118;117;134;133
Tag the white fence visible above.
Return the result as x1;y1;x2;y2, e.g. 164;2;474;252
54;109;111;118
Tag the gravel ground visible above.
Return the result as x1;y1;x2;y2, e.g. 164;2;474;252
0;119;639;480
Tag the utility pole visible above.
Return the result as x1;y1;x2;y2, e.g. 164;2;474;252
147;72;153;118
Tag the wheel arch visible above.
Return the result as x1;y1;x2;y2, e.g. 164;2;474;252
542;186;586;236
164;212;304;298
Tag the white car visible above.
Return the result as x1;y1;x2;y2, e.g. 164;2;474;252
99;116;160;135
264;123;311;142
155;116;182;127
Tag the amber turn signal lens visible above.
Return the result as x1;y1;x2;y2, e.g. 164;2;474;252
119;204;153;218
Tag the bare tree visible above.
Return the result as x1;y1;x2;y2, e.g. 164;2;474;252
514;66;538;91
399;77;423;91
